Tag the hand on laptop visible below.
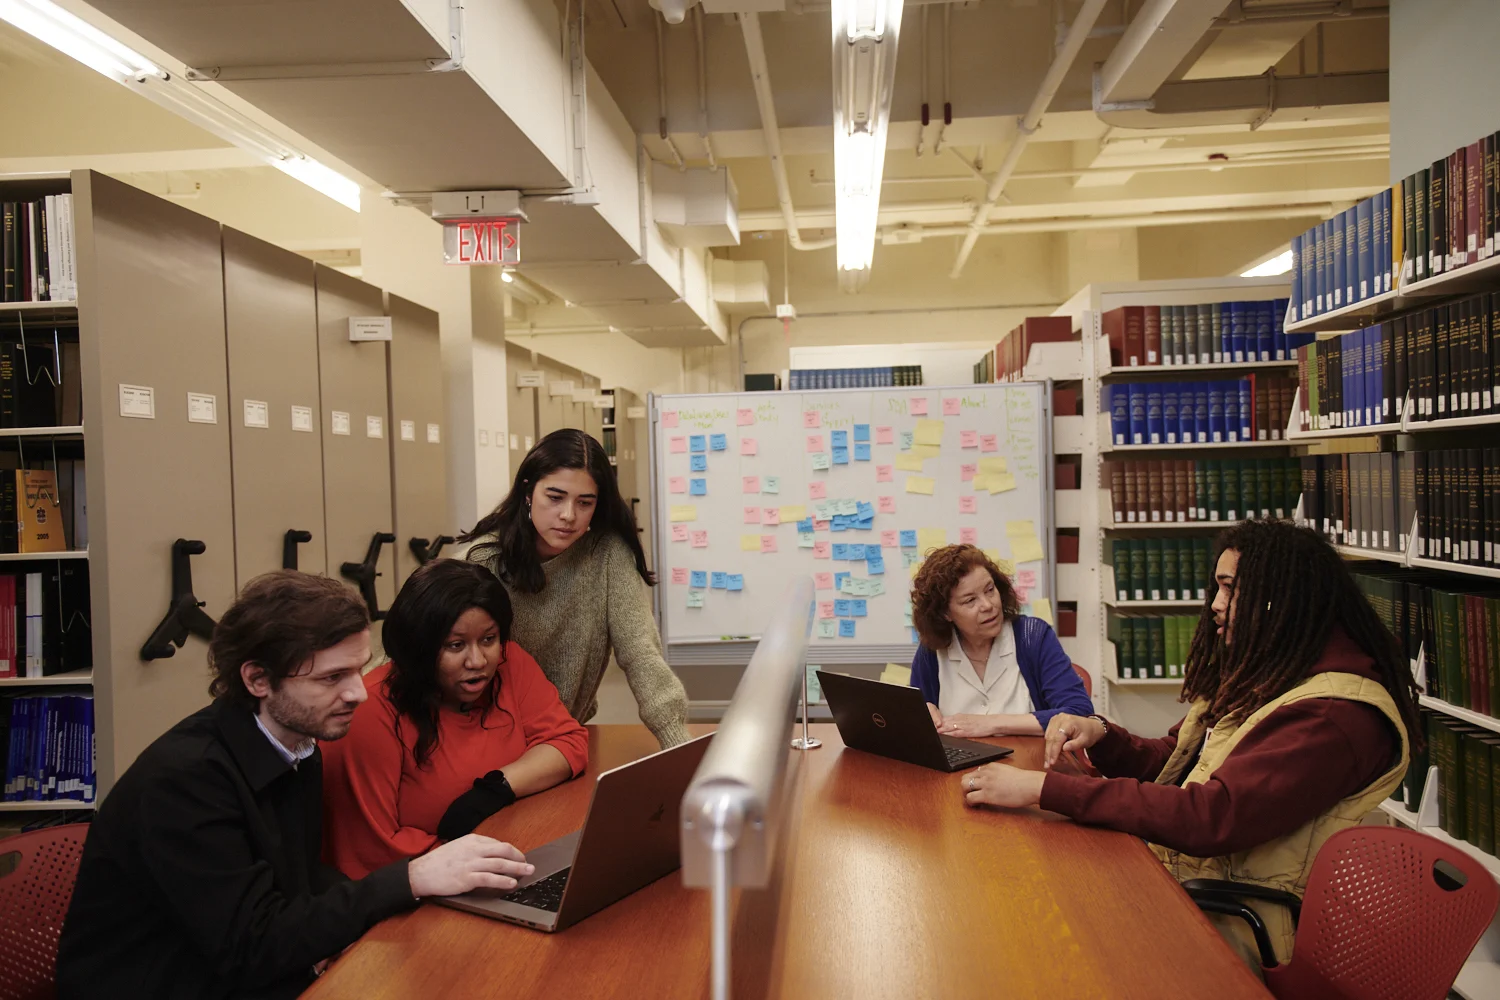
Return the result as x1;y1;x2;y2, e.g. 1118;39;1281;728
961;763;1044;810
409;835;534;898
938;714;1005;739
927;703;944;729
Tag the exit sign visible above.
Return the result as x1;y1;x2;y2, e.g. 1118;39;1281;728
442;217;520;265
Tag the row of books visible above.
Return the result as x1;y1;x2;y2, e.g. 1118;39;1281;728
1101;300;1310;368
786;366;924;390
0;464;88;555
1;695;94;803
1;196;77;304
1295;324;1398;431
0;563;91;679
1104;458;1302;525
1111;536;1213;603
1425;715;1495;851
1397;131;1500;284
1289;190;1396;320
0;334;83;428
989;317;1077;382
1110;615;1197;680
1104;375;1295;446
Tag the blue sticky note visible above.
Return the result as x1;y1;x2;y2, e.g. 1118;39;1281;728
856;501;875;519
834;599;852;617
690;435;707;452
868;557;886;575
865;543;882;556
854;424;870;442
711;571;728;589
839;619;856;638
911;627;921;644
854;443;872;462
690;478;707;496
832;544;849;560
690;454;707;472
900;530;918;547
834;571;851;590
690;570;708;588
847;544;866;560
852;600;867;617
797;518;814;532
830;517;848;533
726;574;744;592
832;447;850;465
710;433;727;451
831;429;849;448
899;430;914;450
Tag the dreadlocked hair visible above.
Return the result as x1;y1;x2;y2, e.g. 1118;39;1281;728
1180;518;1422;752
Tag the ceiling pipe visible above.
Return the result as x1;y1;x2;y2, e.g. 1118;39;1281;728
949;0;1109;278
907;202;1335;238
916;6;929;158
933;4;951;154
693;6;717;170
739;12;836;251
656;13;686;170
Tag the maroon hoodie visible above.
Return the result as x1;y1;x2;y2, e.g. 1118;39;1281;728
1039;628;1403;858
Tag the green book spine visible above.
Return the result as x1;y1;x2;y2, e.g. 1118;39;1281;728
1223;459;1241;521
1114;539;1131;601
1404;721;1429;807
1432;716;1449;831
1478;737;1495;854
1206;461;1223;521
1193;537;1211;601
1125;617;1142;680
1194;462;1208;521
1177;538;1196;603
1465;732;1482;845
1129;539;1147;601
1449;724;1467;839
1144;539;1163;601
1240;461;1256;520
1256;459;1273;517
1147;617;1165;678
1115;619;1132;680
1458;595;1472;709
1163;615;1179;678
1161;540;1180;601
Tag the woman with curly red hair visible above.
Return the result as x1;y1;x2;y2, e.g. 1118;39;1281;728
908;544;1093;738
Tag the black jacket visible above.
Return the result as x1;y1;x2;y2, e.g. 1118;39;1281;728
57;699;415;1000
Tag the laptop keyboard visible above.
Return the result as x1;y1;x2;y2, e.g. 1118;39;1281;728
943;745;985;767
501;867;571;912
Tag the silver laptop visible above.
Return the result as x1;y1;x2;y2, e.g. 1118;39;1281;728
434;732;713;932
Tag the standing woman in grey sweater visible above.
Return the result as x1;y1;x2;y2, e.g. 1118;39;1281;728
460;429;690;748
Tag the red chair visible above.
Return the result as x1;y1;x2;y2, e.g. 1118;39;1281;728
0;824;89;1000
1185;825;1498;1000
1070;662;1092;698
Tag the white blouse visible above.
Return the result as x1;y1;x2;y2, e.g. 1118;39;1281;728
936;621;1034;717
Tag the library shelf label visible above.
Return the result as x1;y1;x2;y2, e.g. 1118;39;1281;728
243;399;269;429
291;405;314;433
427;423;441;445
118;384;155;419
366;415;383;439
187;393;217;425
331;411;351;436
400;420;416;442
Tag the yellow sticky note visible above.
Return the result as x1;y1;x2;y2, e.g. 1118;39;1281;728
1010;535;1046;564
913;419;944;447
778;504;807;522
917;528;947;554
879;663;913;686
1031;598;1055;627
910;444;942;460
972;474;992;492
670;505;698;523
987;472;1018;495
895;453;926;473
978;456;1008;475
1005;519;1036;538
740;534;762;551
996;557;1016;576
982;548;1003;563
905;476;936;495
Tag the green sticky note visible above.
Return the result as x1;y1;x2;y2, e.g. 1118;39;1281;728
806;665;823;703
798;532;815;548
810;452;831;471
763;475;781;494
686;590;705;608
816;619;837;638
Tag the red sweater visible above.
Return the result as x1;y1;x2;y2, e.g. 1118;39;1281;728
1040;629;1402;858
321;643;589;879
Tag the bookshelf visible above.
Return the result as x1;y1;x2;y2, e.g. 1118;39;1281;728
1098;359;1297;377
0;669;91;687
1284;288;1405;334
1102;440;1291;454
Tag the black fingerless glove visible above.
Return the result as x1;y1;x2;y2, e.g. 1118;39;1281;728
436;769;517;841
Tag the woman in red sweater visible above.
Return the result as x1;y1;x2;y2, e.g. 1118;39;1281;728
322;560;589;879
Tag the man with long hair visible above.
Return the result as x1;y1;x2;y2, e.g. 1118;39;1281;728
961;519;1418;968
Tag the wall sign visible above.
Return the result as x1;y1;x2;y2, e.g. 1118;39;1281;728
442;218;521;266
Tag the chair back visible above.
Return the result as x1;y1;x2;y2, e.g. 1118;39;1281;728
1070;662;1092;698
1265;825;1498;1000
0;824;89;1000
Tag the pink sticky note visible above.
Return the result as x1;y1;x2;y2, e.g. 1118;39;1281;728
960;527;978;545
910;397;929;416
670;476;688;493
691;530;709;548
1018;570;1038;587
814;572;834;589
959;496;978;514
960;464;977;482
818;601;835;619
943;398;962;416
803;410;822;428
881;529;899;547
737;408;755;426
813;518;830;532
875;426;894;445
809;481;828;499
662;411;679;428
670;436;687;453
806;434;824;453
960;430;979;448
743;476;761;493
671;524;689;542
876;465;893;483
740;437;758;456
877;496;897;514
762;508;781;526
980;434;998;452
1015;586;1030;604
813;541;832;559
760;535;778;553
671;567;689;585
744;506;761;524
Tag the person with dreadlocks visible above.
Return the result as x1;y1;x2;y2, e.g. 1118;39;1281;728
957;519;1418;970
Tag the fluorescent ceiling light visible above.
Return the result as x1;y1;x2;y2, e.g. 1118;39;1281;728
0;0;160;81
831;0;903;280
1241;249;1294;277
501;270;515;283
270;156;361;213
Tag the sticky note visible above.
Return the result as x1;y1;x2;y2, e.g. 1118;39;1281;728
914;419;943;447
1031;598;1055;627
960;527;978;545
798;518;814;532
816;619;837;638
979;457;1008;475
760;534;778;553
830;430;848;449
1017;569;1038;588
690;478;707;496
899;430;914;451
691;531;709;548
917;527;947;553
881;663;911;685
852;424;870;443
686;590;704;608
834;599;852;617
960;464;977;482
1015;586;1030;604
832;543;849;560
839;620;856;638
710;433;727;451
811;452;832;471
727;574;744;592
987;473;1017;494
911;445;941;460
904;551;921;568
803;410;822;428
851;600;868;617
737;408;755;426
743;476;761;493
672;568;690;585
670;505;697;522
830;447;848;465
876;426;894;445
741;535;761;551
814;572;834;589
958;496;978;514
813;542;831;559
910;397;929;416
980;434;999;452
763;476;780;494
662;411;679;428
670;436;687;453
895;453;925;473
741;437;758;456
854;443;871;461
876;464;894;483
868;557;885;576
799;532;815;548
688;570;707;587
711;572;728;589
1010;536;1045;563
847;544;866;559
870;579;886;597
690;435;707;452
960;430;979;448
942;398;961;416
905;476;936;495
809;481;827;499
744;506;761;524
806;434;824;453
779;505;807;522
900;530;917;547
881;529;899;547
818;601;836;619
670;476;688;493
762;507;781;525
878;496;897;514
672;524;689;542
690;454;707;472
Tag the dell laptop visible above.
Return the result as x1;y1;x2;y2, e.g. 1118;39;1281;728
816;670;1013;772
435;731;713;932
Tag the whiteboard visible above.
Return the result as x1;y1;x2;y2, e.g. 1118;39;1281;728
648;385;1055;665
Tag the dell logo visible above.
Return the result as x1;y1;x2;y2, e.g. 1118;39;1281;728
872;713;886;728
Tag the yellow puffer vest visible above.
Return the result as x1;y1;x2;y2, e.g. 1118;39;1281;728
1149;672;1408;968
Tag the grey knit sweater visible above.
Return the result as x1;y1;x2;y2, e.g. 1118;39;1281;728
467;532;690;748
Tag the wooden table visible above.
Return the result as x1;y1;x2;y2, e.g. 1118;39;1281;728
306;725;1271;1000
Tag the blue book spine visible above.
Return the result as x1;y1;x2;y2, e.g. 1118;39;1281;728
1315;221;1327;313
1194;382;1209;443
1256;301;1273;361
1127;383;1147;445
83;696;95;802
1239;378;1254;441
28;698;42;800
1289;237;1302;322
1273;298;1289;360
1350;329;1364;427
1223;381;1240;442
1367;327;1380;425
1208;383;1227;443
1146;383;1164;444
2;700;18;800
1345;207;1358;304
1109;384;1129;445
1162;383;1179;444
1356;198;1374;302
1375;189;1389;293
1180;383;1196;444
1229;302;1246;363
1331;213;1346;308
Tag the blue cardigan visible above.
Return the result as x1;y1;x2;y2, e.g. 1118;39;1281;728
909;616;1093;730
